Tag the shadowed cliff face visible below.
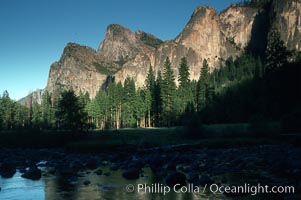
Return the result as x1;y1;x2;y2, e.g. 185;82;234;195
45;1;301;99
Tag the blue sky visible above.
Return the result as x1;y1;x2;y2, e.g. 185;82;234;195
0;0;240;100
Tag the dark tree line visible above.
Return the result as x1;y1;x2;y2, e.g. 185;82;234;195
201;28;300;131
0;89;89;132
0;90;29;130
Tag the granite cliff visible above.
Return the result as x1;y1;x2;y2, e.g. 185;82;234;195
44;0;301;99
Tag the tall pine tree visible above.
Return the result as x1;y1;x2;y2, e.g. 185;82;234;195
197;59;210;112
41;91;55;129
56;90;88;132
122;77;136;127
161;57;176;126
265;28;290;73
178;57;194;114
178;57;190;89
145;65;156;127
154;70;163;126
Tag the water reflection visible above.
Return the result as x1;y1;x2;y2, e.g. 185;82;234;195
0;172;45;200
1;167;226;200
0;167;219;200
44;167;205;200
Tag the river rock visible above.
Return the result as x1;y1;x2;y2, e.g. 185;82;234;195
179;165;191;173
110;163;120;171
199;174;214;186
104;172;111;176
165;172;186;187
166;162;177;171
83;180;91;185
128;160;144;170
95;169;103;175
0;163;16;178
221;176;228;183
187;172;199;184
149;156;164;173
85;159;98;170
21;167;42;180
122;168;140;180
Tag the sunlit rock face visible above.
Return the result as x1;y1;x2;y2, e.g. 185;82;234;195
97;24;160;88
45;0;301;99
219;5;258;50
272;0;301;51
45;43;107;98
97;24;156;62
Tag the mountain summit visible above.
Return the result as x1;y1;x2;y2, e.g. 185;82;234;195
45;0;301;99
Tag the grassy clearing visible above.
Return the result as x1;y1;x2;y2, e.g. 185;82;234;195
0;130;80;148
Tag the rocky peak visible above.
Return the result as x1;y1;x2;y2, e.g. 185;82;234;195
97;24;154;63
173;6;224;70
192;6;217;18
176;6;219;44
61;42;96;64
107;24;132;36
45;42;106;99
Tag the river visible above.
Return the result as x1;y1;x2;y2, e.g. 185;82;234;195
0;166;228;200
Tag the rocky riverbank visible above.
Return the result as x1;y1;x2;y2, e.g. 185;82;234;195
0;145;300;197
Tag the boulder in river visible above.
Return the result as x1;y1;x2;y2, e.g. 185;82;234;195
83;180;91;185
110;163;120;171
199;174;214;186
95;169;103;175
85;159;98;170
165;172;186;187
122;168;140;180
21;167;42;180
0;163;16;178
187;172;199;184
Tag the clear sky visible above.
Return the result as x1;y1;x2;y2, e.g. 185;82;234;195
0;0;240;100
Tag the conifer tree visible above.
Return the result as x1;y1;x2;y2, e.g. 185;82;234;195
178;57;190;89
41;91;55;129
13;102;29;129
144;87;152;127
177;57;194;114
107;80;117;128
161;57;176;126
145;65;156;127
115;82;123;129
146;65;156;91
122;77;136;127
197;59;210;112
154;70;163;126
87;90;108;129
265;28;290;73
31;101;42;129
56;90;88;132
0;91;13;129
134;89;147;127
